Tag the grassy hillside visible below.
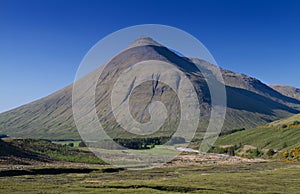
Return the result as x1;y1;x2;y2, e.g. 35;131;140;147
215;114;300;151
266;113;300;129
0;138;105;165
216;127;300;150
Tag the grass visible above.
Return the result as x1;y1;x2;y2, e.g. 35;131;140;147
22;139;105;164
1;139;105;164
0;161;299;193
266;113;300;128
207;114;300;160
84;144;184;167
215;127;300;151
1;112;300;193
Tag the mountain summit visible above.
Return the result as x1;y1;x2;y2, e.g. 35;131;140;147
0;37;300;140
129;36;163;48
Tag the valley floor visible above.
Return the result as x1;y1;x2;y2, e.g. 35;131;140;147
0;159;299;193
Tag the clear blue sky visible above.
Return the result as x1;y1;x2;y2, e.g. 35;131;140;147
0;0;299;113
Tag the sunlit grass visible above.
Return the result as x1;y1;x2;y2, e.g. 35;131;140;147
0;162;299;193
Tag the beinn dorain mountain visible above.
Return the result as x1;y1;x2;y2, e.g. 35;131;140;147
0;37;299;140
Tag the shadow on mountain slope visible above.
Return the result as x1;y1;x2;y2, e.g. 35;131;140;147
227;86;300;115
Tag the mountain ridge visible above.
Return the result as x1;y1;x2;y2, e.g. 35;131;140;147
270;84;300;101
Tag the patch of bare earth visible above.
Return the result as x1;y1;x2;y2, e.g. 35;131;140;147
166;153;266;166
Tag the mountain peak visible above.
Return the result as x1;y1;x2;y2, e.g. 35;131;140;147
129;36;163;48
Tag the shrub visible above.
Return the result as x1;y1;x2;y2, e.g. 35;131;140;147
228;147;235;156
282;142;288;149
282;146;300;161
246;148;261;157
209;146;236;156
233;143;242;150
78;141;87;147
220;128;245;136
209;146;226;154
266;149;275;157
68;143;74;147
253;148;261;157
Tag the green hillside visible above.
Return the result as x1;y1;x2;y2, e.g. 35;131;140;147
215;114;300;151
266;113;300;129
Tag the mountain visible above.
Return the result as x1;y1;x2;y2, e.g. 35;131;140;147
270;85;300;101
0;37;300;140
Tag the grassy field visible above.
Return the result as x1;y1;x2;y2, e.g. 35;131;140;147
0;161;299;193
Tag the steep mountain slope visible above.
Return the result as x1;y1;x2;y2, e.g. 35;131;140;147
270;85;300;101
0;37;299;140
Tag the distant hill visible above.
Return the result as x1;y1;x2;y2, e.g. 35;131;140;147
216;114;300;151
0;37;300;140
270;85;300;101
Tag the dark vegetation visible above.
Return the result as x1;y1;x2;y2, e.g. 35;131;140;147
246;148;263;157
209;144;241;156
113;136;185;149
0;134;8;138
220;128;246;136
0;138;50;165
282;146;300;161
86;184;213;192
0;167;125;177
0;139;105;164
0;168;97;177
80;136;185;150
114;137;159;149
